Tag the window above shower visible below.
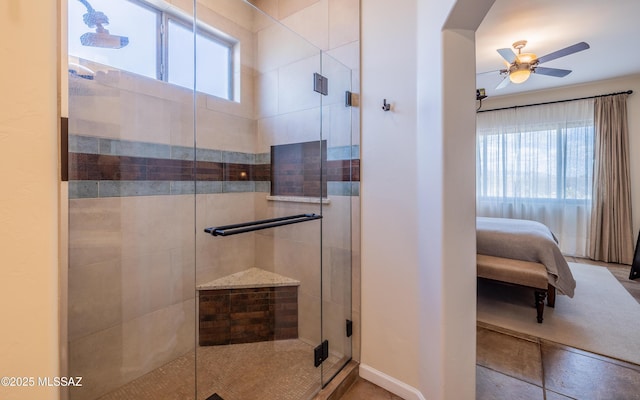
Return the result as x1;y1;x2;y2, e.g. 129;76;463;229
67;0;237;100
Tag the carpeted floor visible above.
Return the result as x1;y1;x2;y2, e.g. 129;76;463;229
564;256;640;304
477;262;640;366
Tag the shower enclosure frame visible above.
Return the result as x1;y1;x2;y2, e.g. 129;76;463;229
63;0;355;399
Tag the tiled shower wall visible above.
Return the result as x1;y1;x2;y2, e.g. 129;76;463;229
67;1;360;399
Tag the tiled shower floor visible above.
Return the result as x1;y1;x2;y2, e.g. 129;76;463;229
96;340;341;400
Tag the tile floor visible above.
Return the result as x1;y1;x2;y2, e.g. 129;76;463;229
341;258;640;400
476;324;640;400
340;324;640;400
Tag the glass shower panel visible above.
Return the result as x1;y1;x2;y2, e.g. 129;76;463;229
67;0;352;399
194;2;323;399
66;0;197;399
320;52;353;385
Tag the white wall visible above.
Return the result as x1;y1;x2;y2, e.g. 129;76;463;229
361;0;420;389
0;1;60;399
361;0;493;399
481;74;640;248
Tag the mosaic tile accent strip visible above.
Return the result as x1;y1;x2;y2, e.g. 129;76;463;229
327;159;360;182
68;135;359;198
328;182;360;196
68;180;268;198
327;144;360;161
68;153;265;182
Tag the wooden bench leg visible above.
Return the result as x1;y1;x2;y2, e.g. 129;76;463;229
547;284;556;308
547;284;556;307
534;290;547;323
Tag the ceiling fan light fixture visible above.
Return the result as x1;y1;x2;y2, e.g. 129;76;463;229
509;64;531;84
516;52;536;64
492;40;589;91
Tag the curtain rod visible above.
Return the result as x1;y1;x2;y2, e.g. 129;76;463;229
477;90;633;113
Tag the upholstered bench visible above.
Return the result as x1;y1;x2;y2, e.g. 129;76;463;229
477;254;556;323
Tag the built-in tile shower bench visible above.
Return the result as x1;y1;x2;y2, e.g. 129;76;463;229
197;268;300;346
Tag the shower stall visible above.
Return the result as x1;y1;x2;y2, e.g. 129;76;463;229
65;0;357;399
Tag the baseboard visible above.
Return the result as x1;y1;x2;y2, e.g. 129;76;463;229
359;364;426;400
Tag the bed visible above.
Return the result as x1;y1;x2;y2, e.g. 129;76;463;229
476;217;576;323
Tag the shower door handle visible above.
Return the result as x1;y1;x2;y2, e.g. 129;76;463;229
204;213;322;237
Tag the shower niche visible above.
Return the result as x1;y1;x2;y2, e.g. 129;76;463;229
65;0;355;399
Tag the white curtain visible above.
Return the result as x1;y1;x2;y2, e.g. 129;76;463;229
476;99;594;256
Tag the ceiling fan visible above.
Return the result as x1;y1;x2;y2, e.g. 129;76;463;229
494;40;590;89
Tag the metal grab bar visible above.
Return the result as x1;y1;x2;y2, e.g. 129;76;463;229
204;213;322;237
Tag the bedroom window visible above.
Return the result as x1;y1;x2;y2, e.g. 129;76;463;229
68;0;236;100
476;125;594;201
476;100;594;202
475;98;595;256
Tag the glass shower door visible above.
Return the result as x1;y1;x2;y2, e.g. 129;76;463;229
66;0;197;399
66;0;353;399
320;52;353;385
193;2;325;399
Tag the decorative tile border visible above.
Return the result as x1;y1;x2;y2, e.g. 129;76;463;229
70;180;360;198
69;135;359;163
68;135;359;198
266;195;331;204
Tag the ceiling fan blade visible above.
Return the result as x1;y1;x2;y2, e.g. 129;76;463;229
497;48;517;64
537;42;590;64
477;69;502;75
495;76;510;90
534;66;572;77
